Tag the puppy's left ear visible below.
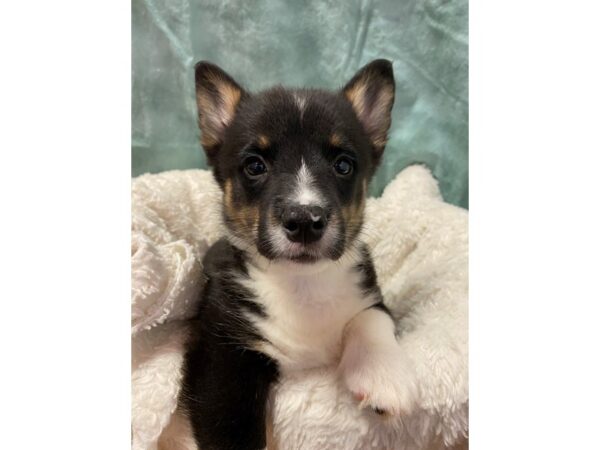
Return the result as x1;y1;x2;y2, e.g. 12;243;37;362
343;59;395;160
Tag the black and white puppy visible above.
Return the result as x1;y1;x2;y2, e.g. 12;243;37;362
180;60;414;450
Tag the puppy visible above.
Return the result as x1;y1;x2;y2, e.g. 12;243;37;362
179;59;415;450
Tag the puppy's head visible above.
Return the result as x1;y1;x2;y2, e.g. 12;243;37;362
195;60;395;263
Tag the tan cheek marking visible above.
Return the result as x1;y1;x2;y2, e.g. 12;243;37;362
223;178;240;227
238;205;259;231
223;179;234;213
223;178;259;236
257;134;270;150
341;180;367;239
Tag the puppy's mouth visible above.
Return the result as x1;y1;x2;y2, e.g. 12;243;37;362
258;220;344;264
281;242;327;264
289;253;320;264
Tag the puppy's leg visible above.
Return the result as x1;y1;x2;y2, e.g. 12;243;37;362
339;306;419;416
182;342;277;450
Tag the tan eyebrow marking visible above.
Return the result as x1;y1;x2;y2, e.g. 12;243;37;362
257;134;270;150
330;133;343;148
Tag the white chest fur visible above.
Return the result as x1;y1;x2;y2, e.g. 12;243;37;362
240;258;375;372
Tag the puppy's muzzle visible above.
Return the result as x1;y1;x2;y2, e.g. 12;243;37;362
281;204;328;244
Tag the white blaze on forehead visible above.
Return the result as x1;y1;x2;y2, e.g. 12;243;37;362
293;92;307;113
293;159;322;206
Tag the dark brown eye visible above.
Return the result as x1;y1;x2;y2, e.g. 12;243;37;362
244;156;267;178
333;156;354;176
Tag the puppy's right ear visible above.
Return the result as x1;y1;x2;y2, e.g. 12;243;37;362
195;61;246;160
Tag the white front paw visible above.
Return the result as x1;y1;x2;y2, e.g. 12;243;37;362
340;342;419;416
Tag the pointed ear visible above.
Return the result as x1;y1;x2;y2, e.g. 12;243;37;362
343;59;395;158
195;61;246;158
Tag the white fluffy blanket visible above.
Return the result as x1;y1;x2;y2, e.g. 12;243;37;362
131;165;468;450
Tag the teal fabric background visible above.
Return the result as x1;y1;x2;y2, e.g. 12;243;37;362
132;0;468;207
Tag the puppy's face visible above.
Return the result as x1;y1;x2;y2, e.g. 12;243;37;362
195;60;395;263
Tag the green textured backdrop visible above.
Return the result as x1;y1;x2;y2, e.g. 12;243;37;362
132;0;468;207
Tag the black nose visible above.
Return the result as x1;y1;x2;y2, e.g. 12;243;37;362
281;204;328;244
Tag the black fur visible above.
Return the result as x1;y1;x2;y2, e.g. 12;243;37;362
180;240;278;450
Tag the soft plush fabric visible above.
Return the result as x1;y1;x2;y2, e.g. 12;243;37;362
132;0;469;208
131;165;468;450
